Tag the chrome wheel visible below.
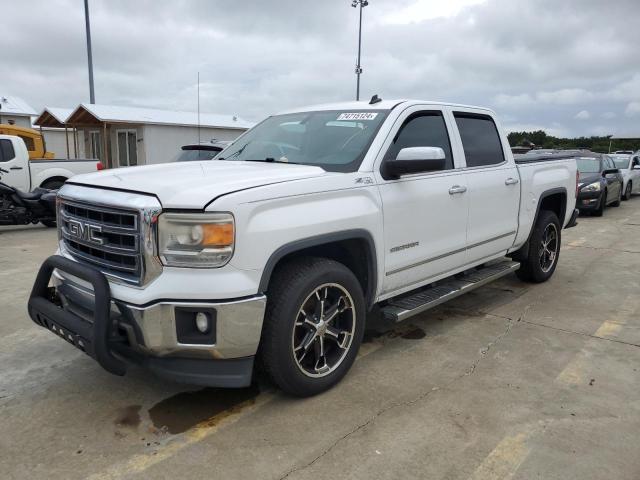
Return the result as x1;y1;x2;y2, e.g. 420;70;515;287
291;283;356;378
539;223;558;273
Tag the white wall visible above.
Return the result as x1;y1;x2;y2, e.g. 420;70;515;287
0;115;31;128
41;128;86;159
141;124;246;165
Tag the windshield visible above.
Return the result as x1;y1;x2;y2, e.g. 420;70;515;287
174;148;220;162
218;110;389;172
611;157;630;169
577;158;601;174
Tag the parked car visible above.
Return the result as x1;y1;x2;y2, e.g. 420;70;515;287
28;99;578;397
576;156;623;216
174;141;231;162
614;150;634;155
0;135;103;191
608;153;640;200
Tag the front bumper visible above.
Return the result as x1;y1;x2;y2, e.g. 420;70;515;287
28;255;266;387
577;191;601;211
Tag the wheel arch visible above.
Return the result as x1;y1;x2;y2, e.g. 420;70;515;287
40;176;68;189
536;188;567;230
259;229;378;309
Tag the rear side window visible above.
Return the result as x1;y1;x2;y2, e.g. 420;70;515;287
0;139;15;162
385;111;453;170
454;113;505;168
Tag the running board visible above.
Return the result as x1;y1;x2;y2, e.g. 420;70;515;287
381;259;520;323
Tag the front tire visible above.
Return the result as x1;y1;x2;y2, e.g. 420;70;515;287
41;219;56;228
259;257;365;397
516;210;561;283
623;182;632;201
593;192;605;217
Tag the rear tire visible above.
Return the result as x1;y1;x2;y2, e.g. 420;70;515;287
515;210;561;283
259;257;365;397
41;179;64;191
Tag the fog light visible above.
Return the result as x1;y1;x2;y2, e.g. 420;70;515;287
195;312;210;333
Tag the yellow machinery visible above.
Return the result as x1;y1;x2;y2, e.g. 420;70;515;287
0;124;55;159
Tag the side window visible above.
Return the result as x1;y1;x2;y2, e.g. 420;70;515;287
385;111;453;170
454;113;505;168
604;157;613;169
0;139;16;162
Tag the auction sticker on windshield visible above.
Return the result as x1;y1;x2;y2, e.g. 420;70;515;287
337;112;379;120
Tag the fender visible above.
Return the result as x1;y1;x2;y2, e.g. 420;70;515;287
513;187;567;260
258;229;378;308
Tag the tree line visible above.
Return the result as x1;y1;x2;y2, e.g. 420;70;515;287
507;130;639;153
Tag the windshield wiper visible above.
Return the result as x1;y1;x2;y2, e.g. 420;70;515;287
218;141;250;161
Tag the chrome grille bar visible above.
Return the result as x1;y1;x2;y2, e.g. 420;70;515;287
56;185;163;287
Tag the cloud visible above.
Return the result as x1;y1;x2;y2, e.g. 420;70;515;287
1;0;640;138
625;102;640;117
574;110;591;120
602;112;616;119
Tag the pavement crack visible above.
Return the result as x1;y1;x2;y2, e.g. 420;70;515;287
521;319;640;349
278;317;516;480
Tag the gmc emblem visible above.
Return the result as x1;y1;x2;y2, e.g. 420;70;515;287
67;219;104;245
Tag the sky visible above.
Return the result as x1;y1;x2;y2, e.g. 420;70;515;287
3;0;639;137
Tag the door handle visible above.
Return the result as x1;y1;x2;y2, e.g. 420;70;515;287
10;167;23;170
505;177;519;185
449;185;467;195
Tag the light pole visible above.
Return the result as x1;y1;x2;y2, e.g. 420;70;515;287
84;0;95;104
351;0;368;101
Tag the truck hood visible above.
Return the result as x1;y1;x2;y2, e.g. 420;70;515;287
69;161;328;208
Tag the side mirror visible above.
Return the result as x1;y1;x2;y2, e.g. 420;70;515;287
602;168;620;177
383;147;446;179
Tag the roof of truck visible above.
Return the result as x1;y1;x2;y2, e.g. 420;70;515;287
277;99;494;115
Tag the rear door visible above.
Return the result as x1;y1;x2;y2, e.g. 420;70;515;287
375;106;469;297
0;138;30;191
451;111;519;263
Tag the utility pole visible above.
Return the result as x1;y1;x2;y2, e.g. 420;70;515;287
351;0;368;101
84;0;95;103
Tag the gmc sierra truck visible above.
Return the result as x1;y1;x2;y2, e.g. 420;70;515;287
28;99;579;397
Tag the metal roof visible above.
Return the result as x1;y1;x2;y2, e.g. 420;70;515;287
33;107;74;127
0;95;37;117
66;103;253;130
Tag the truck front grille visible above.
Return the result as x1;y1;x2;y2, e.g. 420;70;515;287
59;200;142;283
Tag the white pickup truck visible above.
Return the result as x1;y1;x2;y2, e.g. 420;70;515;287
0;135;103;191
28;99;578;396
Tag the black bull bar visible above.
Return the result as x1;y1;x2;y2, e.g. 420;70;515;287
27;255;127;376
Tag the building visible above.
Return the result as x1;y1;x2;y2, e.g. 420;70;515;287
63;104;253;168
33;107;85;159
0;95;37;128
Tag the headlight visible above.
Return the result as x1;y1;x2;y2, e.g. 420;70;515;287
582;181;601;192
158;212;234;267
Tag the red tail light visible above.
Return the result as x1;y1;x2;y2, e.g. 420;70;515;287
97;162;105;171
575;169;579;198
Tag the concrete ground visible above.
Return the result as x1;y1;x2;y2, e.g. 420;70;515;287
1;199;640;480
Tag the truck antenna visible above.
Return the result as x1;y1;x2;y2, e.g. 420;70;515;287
197;72;201;144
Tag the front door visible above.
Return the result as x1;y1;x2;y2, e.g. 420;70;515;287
452;111;519;262
116;130;138;167
375;107;469;297
0;138;30;191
